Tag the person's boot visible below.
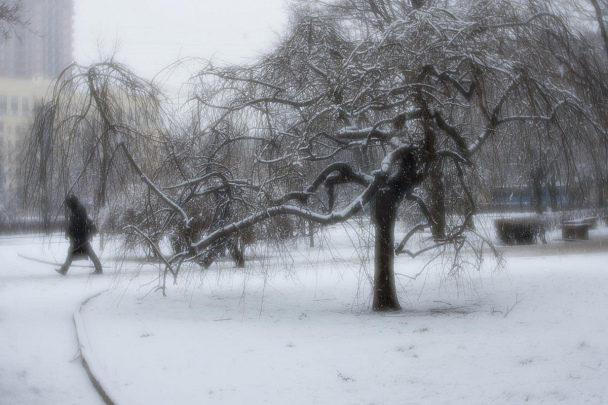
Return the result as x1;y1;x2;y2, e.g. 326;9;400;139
89;253;103;274
55;268;67;275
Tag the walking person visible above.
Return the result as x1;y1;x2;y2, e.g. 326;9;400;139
56;194;103;275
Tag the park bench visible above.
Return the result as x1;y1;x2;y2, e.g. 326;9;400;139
495;217;546;245
562;217;597;240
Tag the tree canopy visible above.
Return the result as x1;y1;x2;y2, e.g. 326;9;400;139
20;0;608;310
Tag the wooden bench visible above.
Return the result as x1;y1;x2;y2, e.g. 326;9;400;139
495;218;546;245
562;219;595;240
579;217;598;229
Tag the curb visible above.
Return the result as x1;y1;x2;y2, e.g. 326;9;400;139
73;290;121;405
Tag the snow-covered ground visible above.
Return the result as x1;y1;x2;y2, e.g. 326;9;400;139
0;234;106;404
1;218;607;404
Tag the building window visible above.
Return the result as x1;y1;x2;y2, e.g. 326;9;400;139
11;96;18;116
0;95;6;116
22;98;30;116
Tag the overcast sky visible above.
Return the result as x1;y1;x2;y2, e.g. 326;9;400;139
73;0;288;89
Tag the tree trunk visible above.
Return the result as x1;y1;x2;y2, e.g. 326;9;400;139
428;161;446;240
530;167;544;214
589;0;608;62
372;188;401;311
547;179;558;211
308;220;315;248
370;147;421;311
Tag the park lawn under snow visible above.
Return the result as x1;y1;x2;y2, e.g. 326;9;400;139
2;218;608;404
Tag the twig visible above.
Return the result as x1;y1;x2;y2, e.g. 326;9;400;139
337;371;356;382
503;295;524;318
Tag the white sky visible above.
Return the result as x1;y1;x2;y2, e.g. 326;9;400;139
73;0;289;89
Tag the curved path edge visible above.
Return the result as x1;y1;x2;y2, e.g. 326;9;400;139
73;290;121;405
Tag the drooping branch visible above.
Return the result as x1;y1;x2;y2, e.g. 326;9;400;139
118;142;190;226
589;0;608;61
188;148;415;253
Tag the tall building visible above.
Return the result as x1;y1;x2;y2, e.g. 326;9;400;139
0;0;74;78
0;0;73;191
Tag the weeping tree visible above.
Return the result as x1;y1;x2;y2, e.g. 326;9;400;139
474;0;608;213
136;0;599;310
20;1;605;311
0;0;22;40
19;61;166;232
567;0;608;208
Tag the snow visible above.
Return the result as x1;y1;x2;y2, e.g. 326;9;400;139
1;220;608;404
0;234;106;405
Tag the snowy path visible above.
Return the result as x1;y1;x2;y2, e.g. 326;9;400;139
0;234;107;405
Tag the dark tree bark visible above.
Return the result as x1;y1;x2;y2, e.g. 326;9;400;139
372;188;401;310
371;148;421;311
411;0;424;9
530;166;545;214
589;0;608;61
548;173;559;211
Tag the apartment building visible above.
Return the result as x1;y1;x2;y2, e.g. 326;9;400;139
0;0;73;190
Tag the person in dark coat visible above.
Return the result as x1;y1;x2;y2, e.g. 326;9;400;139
56;194;103;275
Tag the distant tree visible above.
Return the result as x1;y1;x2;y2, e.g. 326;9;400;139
0;1;22;40
509;0;608;211
588;0;608;60
576;0;608;207
19;61;165;232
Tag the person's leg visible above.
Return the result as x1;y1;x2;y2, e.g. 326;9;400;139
57;248;74;275
86;242;103;274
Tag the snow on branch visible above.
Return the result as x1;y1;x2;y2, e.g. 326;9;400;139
190;164;388;253
119;143;190;226
497;99;581;126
